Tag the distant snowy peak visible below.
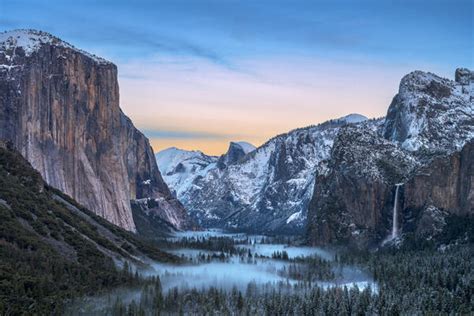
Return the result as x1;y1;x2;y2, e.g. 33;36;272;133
156;147;216;176
336;113;368;124
155;142;255;198
0;29;111;64
156;147;217;198
217;141;256;169
156;141;256;197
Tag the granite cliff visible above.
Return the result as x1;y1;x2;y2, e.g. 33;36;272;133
0;29;192;231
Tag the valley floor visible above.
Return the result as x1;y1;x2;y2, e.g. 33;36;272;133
65;229;473;315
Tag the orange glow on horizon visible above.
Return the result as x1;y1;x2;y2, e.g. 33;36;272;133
118;56;434;156
150;136;267;156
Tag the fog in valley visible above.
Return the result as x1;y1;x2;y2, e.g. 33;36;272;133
66;229;377;315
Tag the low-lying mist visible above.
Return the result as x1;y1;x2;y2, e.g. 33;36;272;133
65;229;377;315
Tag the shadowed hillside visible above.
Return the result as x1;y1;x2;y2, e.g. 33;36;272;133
0;141;177;314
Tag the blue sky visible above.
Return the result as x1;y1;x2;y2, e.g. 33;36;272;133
1;0;472;154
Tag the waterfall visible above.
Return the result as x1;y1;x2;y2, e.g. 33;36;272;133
391;183;403;239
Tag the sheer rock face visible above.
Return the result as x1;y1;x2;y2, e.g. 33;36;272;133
308;69;473;248
404;140;474;217
0;29;191;231
216;142;254;169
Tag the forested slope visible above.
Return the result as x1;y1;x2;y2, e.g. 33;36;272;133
0;141;176;314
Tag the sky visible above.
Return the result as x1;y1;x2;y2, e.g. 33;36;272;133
1;0;472;155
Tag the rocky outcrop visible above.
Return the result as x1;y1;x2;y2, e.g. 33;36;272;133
383;70;473;152
308;69;473;248
455;68;473;85
307;122;418;248
217;142;255;169
0;29;192;231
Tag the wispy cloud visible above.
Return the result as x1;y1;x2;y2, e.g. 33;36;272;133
73;25;232;68
3;0;470;156
0;1;232;68
3;0;470;71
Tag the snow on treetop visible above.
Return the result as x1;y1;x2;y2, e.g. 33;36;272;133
0;29;111;65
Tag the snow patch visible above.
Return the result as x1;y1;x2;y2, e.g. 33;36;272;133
0;29;111;64
235;141;256;154
286;211;303;224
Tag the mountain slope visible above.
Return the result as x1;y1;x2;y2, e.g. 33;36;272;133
307;68;474;248
0;141;177;314
156;141;257;199
0;29;192;231
158;114;368;233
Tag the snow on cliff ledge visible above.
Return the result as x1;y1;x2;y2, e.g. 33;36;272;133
0;29;111;64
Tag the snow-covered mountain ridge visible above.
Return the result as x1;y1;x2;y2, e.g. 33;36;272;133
157;68;472;236
156;147;218;198
383;69;473;153
157;114;368;233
